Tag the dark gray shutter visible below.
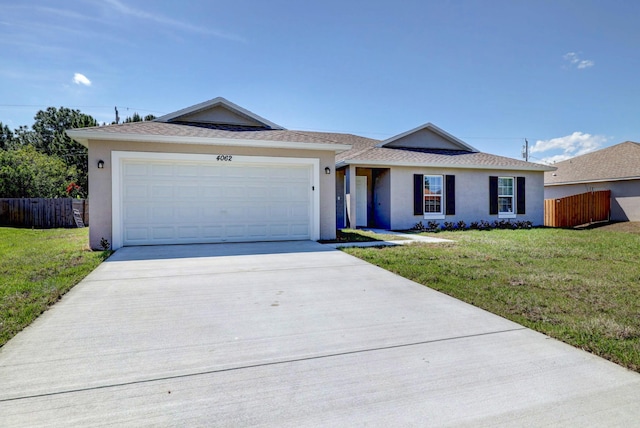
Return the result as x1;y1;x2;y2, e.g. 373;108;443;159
516;176;526;214
489;176;498;215
414;174;424;215
445;175;455;215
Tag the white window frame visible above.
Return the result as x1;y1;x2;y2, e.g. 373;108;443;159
498;176;516;219
423;175;445;220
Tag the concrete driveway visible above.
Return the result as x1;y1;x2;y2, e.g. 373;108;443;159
1;241;639;426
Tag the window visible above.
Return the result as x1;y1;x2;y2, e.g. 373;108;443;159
424;175;443;217
414;174;455;217
498;176;515;218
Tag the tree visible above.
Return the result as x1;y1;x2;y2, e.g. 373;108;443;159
0;146;77;198
16;107;98;197
122;112;156;123
0;122;15;150
124;112;142;123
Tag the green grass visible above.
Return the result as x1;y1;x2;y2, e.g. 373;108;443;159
320;228;408;243
0;227;109;347
342;227;640;372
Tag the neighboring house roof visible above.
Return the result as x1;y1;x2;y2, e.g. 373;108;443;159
545;141;640;186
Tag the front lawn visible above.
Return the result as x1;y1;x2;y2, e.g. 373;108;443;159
342;227;640;372
0;227;108;347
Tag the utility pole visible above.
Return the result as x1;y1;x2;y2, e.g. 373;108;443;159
115;106;120;124
522;138;529;162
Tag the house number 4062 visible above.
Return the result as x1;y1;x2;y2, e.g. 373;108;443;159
216;155;233;161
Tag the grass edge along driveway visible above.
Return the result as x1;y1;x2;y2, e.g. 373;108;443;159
0;227;108;347
342;227;640;373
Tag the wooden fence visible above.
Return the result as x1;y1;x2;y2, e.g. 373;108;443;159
0;198;89;228
544;190;610;228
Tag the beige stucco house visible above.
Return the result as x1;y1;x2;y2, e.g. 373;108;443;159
544;141;640;221
67;97;553;250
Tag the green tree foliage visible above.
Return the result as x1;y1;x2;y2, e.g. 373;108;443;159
16;107;98;197
122;112;156;123
124;112;142;123
0;146;78;198
0;122;15;150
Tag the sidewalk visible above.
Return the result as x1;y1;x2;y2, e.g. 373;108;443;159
322;228;453;248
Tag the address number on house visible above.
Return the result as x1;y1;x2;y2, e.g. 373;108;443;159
216;155;233;162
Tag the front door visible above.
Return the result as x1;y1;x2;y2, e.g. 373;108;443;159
356;176;367;227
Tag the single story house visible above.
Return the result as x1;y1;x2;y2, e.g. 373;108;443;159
544;141;640;221
67;97;553;250
331;123;554;230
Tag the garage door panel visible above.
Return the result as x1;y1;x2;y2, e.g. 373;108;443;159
124;184;147;199
176;164;198;176
177;226;199;239
151;185;173;199
151;164;173;176
121;158;312;246
124;163;148;176
152;227;174;240
202;226;223;238
175;185;199;199
125;227;149;241
201;186;223;198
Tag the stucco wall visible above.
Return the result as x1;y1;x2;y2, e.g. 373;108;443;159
336;169;346;228
545;180;640;221
87;140;336;249
389;166;546;230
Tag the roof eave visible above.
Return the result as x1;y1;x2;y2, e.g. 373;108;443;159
545;176;640;186
65;130;350;152
336;159;555;171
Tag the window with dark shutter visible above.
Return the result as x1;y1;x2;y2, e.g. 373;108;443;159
517;176;526;214
413;174;423;215
445;175;455;215
489;176;498;215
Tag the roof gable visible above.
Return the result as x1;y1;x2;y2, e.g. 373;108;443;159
378;123;478;152
155;97;285;130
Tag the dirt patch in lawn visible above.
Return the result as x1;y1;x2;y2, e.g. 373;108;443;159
583;221;640;234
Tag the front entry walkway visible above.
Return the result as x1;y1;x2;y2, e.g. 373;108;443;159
1;241;639;426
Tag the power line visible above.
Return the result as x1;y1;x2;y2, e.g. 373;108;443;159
0;104;166;114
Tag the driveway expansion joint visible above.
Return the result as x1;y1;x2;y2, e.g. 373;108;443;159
0;327;527;404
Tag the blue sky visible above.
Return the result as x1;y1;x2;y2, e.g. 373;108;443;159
2;0;639;163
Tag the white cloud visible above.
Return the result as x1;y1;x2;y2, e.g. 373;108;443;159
72;73;91;86
563;52;594;69
530;132;607;163
578;60;594;69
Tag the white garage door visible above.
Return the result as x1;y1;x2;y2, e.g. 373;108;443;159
119;157;313;246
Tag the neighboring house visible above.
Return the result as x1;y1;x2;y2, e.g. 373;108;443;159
67;97;553;250
331;123;554;230
544;141;640;222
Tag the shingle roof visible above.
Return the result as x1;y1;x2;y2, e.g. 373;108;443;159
68;120;553;171
300;131;553;171
544;141;640;185
68;121;348;146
